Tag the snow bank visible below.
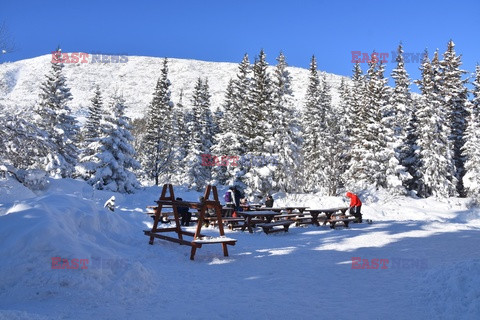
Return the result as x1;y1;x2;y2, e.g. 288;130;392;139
0;182;155;306
1;179;480;319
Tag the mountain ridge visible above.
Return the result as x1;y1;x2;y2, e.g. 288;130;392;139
0;54;347;121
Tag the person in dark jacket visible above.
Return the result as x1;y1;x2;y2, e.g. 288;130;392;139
233;186;243;212
265;194;274;207
346;192;362;223
176;197;191;226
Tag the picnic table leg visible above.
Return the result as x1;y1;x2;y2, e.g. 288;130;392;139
190;245;198;260
222;243;229;257
323;212;333;226
245;216;254;233
311;212;319;226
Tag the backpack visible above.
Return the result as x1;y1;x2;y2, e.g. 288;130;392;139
224;191;232;203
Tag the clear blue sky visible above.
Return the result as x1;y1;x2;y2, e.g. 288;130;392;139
1;0;479;88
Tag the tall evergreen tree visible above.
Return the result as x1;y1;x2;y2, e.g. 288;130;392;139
342;63;368;188
243;49;275;196
171;90;190;185
81;85;103;148
78;86;104;180
440;40;469;196
462;65;480;199
140;58;174;185
271;52;302;193
360;58;389;189
34;49;79;178
184;78;214;190
390;43;412;134
232;54;252;156
211;79;243;186
317;74;343;195
415;51;457;197
302;55;323;192
336;77;353;187
402;101;420;192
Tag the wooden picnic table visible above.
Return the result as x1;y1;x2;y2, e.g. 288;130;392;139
238;211;279;233
145;184;237;260
305;207;350;226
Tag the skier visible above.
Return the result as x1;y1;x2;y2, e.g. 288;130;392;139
346;191;362;223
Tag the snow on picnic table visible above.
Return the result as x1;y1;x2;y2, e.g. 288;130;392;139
0;178;479;320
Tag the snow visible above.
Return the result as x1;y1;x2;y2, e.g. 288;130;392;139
1;178;479;319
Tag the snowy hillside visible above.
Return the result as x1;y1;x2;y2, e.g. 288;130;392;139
0;54;346;120
0;176;479;319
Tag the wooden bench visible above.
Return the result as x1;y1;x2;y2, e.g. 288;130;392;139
149;213;198;224
192;236;237;245
326;216;357;229
204;216;244;228
273;213;303;221
294;215;314;226
257;221;294;234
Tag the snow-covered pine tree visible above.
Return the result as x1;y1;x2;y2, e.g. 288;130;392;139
317;73;343;195
390;43;413;135
171;90;190;185
88;93;140;193
247;49;272;153
401;101;420;192
462;65;480;199
389;43;418;192
302;55;323;192
184;78;213;190
352;56;403;191
77;85;104;180
34;49;79;178
0;114;53;170
232;54;252;156
243;49;275;197
342;62;368;189
211;79;243;186
139;58;175;185
439;40;469;196
271;52;302;193
81;85;103;148
380;60;409;195
336;77;352;186
414;50;457;197
212;106;223;137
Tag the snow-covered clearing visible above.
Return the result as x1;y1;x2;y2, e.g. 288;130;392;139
0;177;479;319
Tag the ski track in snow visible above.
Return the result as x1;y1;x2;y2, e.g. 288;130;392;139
0;178;479;319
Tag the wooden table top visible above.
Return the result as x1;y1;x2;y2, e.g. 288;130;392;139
306;207;349;213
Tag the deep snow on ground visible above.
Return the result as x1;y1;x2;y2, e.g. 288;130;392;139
0;177;479;320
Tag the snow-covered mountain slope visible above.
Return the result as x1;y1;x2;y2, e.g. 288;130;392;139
0;54;347;120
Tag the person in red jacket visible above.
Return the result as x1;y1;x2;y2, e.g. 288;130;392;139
346;191;362;223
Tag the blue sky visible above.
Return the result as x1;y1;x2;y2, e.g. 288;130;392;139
1;0;479;88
